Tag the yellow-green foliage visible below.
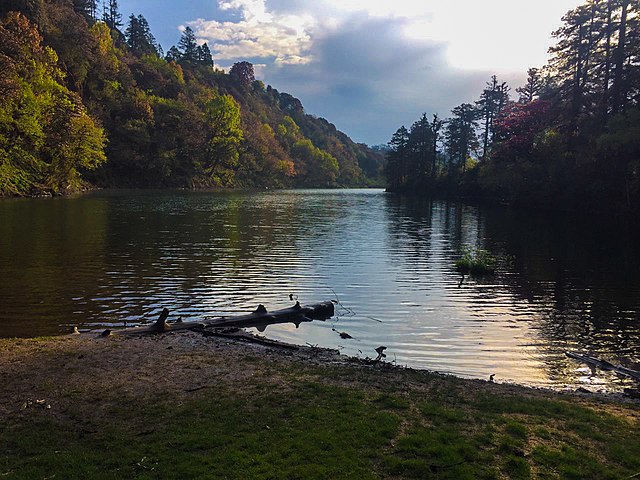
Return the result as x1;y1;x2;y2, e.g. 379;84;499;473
455;245;497;275
202;94;243;186
0;3;380;194
0;13;106;195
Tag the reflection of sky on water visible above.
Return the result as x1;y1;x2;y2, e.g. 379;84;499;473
1;189;639;392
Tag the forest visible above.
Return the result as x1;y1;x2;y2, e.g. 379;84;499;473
386;0;640;213
0;0;385;196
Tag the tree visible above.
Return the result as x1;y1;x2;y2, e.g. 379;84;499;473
196;42;213;67
549;3;601;123
517;68;544;103
386;126;409;190
599;0;615;122
291;139;339;186
165;46;181;62
230;61;255;86
0;13;106;194
430;114;444;177
102;0;122;30
0;0;44;26
445;104;480;173
279;92;303;114
201;94;243;185
476;76;510;160
611;0;631;114
407;114;433;184
492;100;553;159
73;0;97;21
177;26;198;63
125;14;159;56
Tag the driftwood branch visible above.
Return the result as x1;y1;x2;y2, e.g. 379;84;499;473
105;301;335;336
566;352;640;382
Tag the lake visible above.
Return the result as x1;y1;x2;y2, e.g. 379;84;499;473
1;189;639;391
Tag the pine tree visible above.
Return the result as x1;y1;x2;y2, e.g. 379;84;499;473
178;26;198;62
386;126;409;190
549;3;601;122
612;0;631;114
430;114;444;178
445;104;480;173
517;68;544;103
102;0;122;29
196;42;213;67
125;14;159;56
476;76;510;160
73;0;97;21
407;114;433;184
165;45;181;62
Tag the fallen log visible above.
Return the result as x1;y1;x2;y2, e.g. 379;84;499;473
566;351;640;382
105;301;335;336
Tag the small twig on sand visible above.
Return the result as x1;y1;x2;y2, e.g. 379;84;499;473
185;386;210;393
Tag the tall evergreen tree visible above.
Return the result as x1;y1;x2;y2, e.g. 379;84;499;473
517;68;544;103
407;114;433;184
196;42;213;67
177;26;198;63
612;0;631;114
549;3;601;123
476;76;510;160
102;0;122;29
386;126;409;190
445;104;480;173
73;0;97;20
165;45;181;62
125;14;159;56
430;114;444;178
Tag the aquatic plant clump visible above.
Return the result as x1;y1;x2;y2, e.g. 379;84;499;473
455;246;497;275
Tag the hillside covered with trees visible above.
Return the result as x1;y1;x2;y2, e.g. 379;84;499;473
0;0;384;196
386;0;640;214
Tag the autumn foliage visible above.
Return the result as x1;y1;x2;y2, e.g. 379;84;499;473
0;1;383;196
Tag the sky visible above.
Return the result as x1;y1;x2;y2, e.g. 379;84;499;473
118;0;585;145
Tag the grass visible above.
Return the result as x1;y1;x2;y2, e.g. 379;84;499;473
455;246;497;275
1;338;639;479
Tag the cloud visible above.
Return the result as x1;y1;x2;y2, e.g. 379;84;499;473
185;0;541;144
187;0;314;65
263;13;502;144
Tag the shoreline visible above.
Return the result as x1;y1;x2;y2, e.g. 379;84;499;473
2;331;638;405
1;332;639;478
0;185;386;200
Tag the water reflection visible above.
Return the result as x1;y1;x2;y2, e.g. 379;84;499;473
0;190;639;391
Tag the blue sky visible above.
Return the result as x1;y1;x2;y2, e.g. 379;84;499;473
118;0;584;146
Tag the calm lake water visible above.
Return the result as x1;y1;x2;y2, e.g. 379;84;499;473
1;189;639;391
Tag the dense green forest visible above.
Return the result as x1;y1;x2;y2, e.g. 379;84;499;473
386;0;640;213
0;0;384;196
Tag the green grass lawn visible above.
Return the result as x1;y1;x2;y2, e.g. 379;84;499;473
1;337;639;479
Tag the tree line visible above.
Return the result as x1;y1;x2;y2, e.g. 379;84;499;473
386;0;640;213
0;0;384;196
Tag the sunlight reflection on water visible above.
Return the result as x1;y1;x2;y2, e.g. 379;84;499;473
1;189;639;391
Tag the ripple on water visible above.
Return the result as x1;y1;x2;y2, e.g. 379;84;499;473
1;189;639;391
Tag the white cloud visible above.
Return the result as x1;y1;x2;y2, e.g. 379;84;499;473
188;0;584;72
181;0;586;144
218;0;272;23
322;0;585;71
187;0;315;65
